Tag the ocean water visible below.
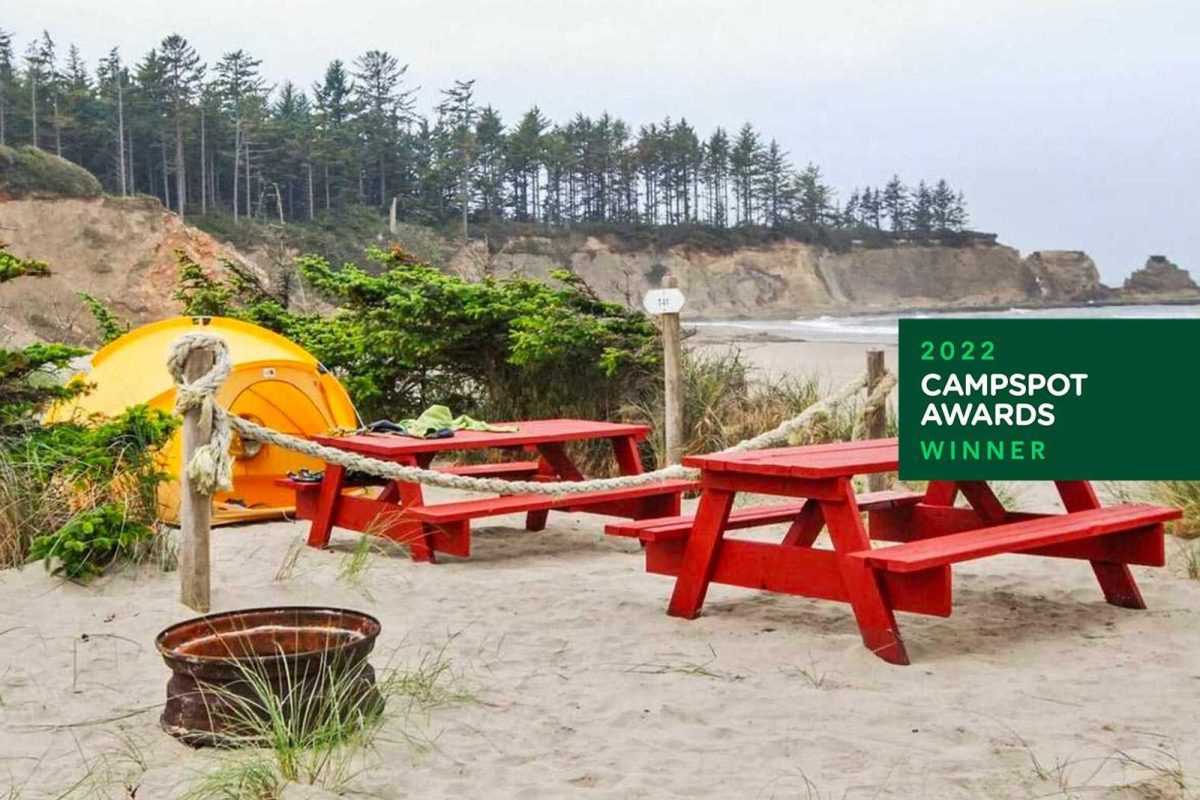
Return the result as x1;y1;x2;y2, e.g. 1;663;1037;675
691;304;1200;345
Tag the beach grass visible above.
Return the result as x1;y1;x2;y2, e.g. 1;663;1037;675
1150;481;1200;539
190;641;473;794
625;348;870;468
184;754;285;799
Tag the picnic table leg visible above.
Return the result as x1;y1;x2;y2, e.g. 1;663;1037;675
923;481;958;506
610;435;645;475
524;443;587;532
1056;480;1146;609
525;456;559;532
394;454;436;562
306;464;346;548
610;434;680;518
956;481;1007;525
822;480;910;665
781;499;825;547
667;488;735;619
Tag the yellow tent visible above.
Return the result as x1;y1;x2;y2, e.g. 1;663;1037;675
47;316;359;524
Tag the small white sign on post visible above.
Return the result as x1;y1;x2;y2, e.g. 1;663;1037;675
643;287;686;316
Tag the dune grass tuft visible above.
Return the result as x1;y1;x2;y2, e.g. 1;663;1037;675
1150;481;1200;539
184;754;284;800
190;641;473;794
624;348;870;469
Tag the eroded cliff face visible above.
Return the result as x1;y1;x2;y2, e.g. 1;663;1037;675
0;196;266;346
1024;250;1110;302
1125;256;1198;293
3;195;1195;348
455;236;1039;317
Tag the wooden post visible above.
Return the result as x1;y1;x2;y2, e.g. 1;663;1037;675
662;276;683;466
866;349;887;491
179;346;214;612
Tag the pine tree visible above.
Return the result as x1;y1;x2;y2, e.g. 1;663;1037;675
704;128;730;226
352;50;413;208
158;35;202;218
312;60;356;213
911;180;934;232
474;106;505;219
882;175;908;232
505;107;547;222
436;79;477;240
23;39;46;147
948;190;969;231
843;189;861;227
215;49;264;219
0;29;11;145
931;178;956;231
794;163;833;226
0;29;981;237
758;139;789;226
729;123;761;225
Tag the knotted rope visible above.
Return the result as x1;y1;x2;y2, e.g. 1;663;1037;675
167;332;235;494
167;332;894;497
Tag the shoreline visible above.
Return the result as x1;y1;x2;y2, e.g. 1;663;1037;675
679;294;1200;323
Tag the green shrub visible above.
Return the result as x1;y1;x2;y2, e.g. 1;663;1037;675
28;504;156;580
2;406;178;577
0;145;102;199
174;245;659;424
0;243;50;283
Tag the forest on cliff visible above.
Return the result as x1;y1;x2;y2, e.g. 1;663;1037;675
0;29;971;240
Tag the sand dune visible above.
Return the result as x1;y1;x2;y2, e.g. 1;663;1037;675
2;495;1198;798
2;341;1196;798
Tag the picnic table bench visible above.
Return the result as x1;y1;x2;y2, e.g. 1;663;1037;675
607;438;1180;665
284;419;695;562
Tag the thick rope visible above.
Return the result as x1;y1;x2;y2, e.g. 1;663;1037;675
167;332;893;497
850;370;898;441
167;332;235;494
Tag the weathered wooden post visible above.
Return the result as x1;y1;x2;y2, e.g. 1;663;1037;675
660;276;684;465
179;346;214;612
866;349;888;491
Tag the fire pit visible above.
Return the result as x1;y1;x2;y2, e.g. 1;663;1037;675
156;606;383;746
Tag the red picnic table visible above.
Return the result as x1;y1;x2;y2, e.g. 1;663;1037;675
286;418;695;563
608;438;1180;665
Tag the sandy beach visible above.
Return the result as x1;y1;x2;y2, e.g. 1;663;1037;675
2;338;1198;799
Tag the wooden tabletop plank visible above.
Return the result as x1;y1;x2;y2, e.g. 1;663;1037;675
856;504;1181;572
684;438;899;478
313;418;650;458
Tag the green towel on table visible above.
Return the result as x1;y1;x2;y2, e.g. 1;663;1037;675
395;405;518;438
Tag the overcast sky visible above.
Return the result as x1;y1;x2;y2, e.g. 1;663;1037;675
7;0;1198;282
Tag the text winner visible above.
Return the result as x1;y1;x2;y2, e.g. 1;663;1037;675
917;354;1088;463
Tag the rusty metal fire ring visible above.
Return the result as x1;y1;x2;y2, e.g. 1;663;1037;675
156;606;382;746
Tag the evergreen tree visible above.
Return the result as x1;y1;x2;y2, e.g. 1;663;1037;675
158;34;202;218
0;29;12;145
505;107;547;222
758;139;789;226
931;178;955;231
215;49;265;219
473;105;505;219
0;29;981;238
729;123;761;225
704;128;730;226
436;79;477;240
882;175;908;232
312;59;356;213
794;162;833;226
352;50;412;208
911;180;934;232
